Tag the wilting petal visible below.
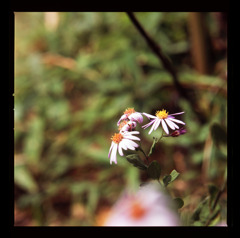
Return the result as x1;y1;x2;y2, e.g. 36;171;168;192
165;118;179;130
161;119;169;134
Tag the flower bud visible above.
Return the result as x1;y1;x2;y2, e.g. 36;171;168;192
170;128;187;137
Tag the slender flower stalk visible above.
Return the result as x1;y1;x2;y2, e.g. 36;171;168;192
108;131;140;164
142;109;185;135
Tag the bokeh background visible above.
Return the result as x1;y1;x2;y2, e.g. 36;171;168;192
14;12;227;226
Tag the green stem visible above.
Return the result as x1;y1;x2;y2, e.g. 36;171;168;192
138;143;149;164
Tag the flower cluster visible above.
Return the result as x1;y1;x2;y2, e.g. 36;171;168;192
108;107;186;164
108;108;143;164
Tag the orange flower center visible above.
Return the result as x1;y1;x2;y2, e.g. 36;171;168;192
124;108;135;116
156;109;168;119
118;120;128;131
130;201;147;220
111;133;123;144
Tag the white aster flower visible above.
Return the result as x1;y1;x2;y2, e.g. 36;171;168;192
108;131;140;164
117;108;143;126
142;109;185;135
104;182;181;226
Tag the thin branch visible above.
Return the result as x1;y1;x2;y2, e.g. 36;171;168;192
126;12;207;124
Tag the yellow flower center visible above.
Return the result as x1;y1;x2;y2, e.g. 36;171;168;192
155;109;169;119
130;201;147;220
124;108;135;116
111;133;123;144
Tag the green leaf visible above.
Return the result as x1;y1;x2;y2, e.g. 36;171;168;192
163;169;180;187
148;137;158;157
174;197;184;209
14;164;38;193
208;184;220;210
147;161;161;180
126;154;147;170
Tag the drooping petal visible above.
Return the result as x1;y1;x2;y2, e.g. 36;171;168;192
165;118;179;130
161;119;169;134
142;120;155;129
167;117;185;125
118;143;124;156
110;144;118;164
148;119;158;134
108;141;114;158
142;112;157;119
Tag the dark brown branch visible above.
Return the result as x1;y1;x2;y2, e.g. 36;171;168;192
126;12;207;124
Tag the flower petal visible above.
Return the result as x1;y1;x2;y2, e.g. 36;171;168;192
110;144;118;164
126;131;140;135
142;112;157;119
165;118;179;130
129;112;143;124
161;119;169;134
123;135;140;141
120;141;128;150
169;112;184;116
118;143;124;156
117;114;128;126
149;119;158;134
168;118;185;125
108;141;114;158
142;120;155;129
122;139;139;150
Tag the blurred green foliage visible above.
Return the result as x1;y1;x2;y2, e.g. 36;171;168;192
14;12;227;226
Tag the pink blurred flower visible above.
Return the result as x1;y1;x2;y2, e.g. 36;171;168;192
108;131;140;164
104;183;181;226
142;109;185;135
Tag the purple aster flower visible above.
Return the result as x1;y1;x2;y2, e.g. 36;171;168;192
142;109;185;135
